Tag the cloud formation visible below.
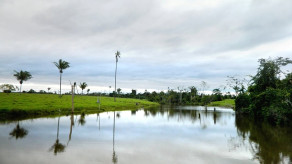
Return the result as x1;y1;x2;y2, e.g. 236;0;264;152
0;0;292;93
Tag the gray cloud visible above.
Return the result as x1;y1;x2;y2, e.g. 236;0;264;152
0;0;292;92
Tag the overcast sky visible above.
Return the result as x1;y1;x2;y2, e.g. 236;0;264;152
0;0;292;93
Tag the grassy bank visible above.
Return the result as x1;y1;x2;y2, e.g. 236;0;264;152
208;99;235;108
0;93;159;119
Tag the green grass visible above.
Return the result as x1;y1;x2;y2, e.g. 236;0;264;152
208;99;235;108
0;93;159;119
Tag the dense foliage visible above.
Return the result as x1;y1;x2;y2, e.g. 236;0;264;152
109;87;235;106
235;57;292;124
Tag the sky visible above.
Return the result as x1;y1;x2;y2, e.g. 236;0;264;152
0;0;292;94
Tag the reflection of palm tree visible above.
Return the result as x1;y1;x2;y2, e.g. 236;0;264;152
112;111;118;164
78;113;86;126
50;117;66;155
9;121;28;139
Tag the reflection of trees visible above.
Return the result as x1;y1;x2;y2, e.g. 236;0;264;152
78;113;86;126
9;121;28;139
50;117;66;155
235;116;292;163
143;107;223;125
112;111;118;164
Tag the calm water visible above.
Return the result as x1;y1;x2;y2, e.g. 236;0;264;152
0;106;291;164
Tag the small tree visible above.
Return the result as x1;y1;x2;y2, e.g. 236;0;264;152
13;70;32;93
79;82;88;95
87;89;90;94
0;84;17;93
117;88;121;97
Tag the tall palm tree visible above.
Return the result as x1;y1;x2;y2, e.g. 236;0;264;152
79;82;88;95
114;51;121;102
53;59;70;95
13;70;32;93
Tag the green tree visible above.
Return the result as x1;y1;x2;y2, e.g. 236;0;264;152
236;57;292;124
0;84;17;93
53;59;70;95
189;86;198;103
79;82;88;95
117;88;121;97
114;51;120;102
13;70;32;93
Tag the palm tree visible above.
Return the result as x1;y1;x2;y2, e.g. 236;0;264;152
53;59;70;95
79;82;88;95
114;51;121;102
13;70;32;93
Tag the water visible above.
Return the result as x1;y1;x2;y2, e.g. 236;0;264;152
0;106;291;164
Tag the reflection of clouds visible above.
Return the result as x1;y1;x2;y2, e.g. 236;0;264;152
0;107;255;164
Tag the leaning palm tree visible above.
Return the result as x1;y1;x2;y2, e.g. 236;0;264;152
13;70;32;93
79;82;88;95
114;51;121;102
53;59;70;95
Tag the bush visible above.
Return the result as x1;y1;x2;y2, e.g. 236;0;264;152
3;90;11;93
235;93;251;113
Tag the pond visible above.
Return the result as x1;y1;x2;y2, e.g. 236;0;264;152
0;106;291;164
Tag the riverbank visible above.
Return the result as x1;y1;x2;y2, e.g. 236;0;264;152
0;93;159;120
208;99;235;108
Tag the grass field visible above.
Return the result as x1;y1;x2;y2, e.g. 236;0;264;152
0;93;159;119
208;99;235;108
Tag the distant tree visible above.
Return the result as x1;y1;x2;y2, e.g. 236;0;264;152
114;51;121;102
53;59;70;95
117;88;121;97
79;82;88;95
227;75;248;96
131;89;137;97
48;87;51;93
13;70;32;93
87;88;90;94
189;86;198;103
0;84;17;93
200;81;208;95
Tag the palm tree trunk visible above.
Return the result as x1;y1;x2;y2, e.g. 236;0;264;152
114;61;117;102
19;83;22;93
60;73;62;95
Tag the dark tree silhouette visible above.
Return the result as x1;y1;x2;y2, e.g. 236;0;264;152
13;70;32;93
79;82;88;95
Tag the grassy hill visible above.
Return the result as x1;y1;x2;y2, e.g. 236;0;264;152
0;93;159;119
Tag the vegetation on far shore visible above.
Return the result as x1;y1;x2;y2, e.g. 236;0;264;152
0;93;159;120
